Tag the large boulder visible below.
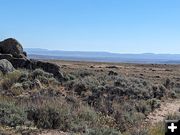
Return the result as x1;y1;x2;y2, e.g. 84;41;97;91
29;60;64;81
0;54;31;69
0;38;26;58
0;59;15;74
0;54;64;81
0;38;64;81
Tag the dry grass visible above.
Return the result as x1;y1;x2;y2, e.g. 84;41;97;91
0;60;180;134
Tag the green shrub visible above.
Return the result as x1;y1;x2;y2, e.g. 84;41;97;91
147;99;160;111
0;101;27;127
10;83;24;95
27;107;62;129
77;106;98;122
73;82;87;95
65;74;76;81
18;72;29;82
2;71;22;90
22;81;32;89
25;97;73;131
31;69;53;79
128;128;149;135
85;127;121;135
70;69;94;78
135;101;151;115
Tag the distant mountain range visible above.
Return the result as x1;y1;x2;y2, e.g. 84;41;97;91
25;48;180;64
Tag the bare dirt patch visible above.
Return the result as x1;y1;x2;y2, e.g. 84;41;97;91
145;99;180;124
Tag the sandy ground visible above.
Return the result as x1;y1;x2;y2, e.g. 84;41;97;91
145;99;180;124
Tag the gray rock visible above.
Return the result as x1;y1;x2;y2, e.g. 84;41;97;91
0;38;26;58
0;38;64;81
0;59;15;74
0;54;31;69
29;59;64;81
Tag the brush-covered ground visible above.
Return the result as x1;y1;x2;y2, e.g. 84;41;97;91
0;60;180;135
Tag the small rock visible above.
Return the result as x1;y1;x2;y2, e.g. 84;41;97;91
0;59;15;74
32;79;42;89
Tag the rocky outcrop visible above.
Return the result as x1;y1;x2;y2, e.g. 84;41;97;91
0;38;64;81
0;38;26;58
29;60;64;81
0;59;15;74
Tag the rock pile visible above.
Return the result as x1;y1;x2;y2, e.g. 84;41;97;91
0;38;64;81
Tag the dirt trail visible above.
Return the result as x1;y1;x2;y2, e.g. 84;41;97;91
145;99;180;124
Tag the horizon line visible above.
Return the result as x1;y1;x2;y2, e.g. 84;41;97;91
24;48;180;55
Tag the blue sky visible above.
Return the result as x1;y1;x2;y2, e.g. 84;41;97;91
0;0;180;53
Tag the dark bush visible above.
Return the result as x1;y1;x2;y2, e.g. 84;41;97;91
147;98;160;111
114;76;127;88
74;82;87;95
108;70;118;76
27;107;61;129
152;85;166;99
106;66;118;69
18;73;29;82
71;70;94;78
164;78;174;89
164;78;171;88
135;101;151;115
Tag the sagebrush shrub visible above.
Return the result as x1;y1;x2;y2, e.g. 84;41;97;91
0;101;27;127
2;70;22;90
27;107;61;129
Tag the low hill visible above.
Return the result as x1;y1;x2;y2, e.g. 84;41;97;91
25;48;180;64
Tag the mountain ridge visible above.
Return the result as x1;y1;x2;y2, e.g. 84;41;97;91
25;48;180;64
